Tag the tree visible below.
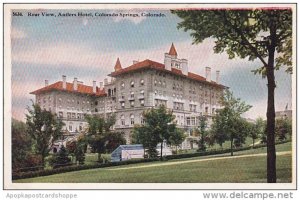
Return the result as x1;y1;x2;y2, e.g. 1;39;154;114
253;117;267;145
104;132;126;153
11;118;31;171
210;90;251;156
172;8;292;182
85;114;125;162
168;128;186;154
133;105;177;160
196;116;209;152
51;145;71;168
26;103;64;168
132;125;158;158
275;118;292;141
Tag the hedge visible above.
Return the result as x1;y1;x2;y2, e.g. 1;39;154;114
12;157;160;180
12;140;291;180
165;140;291;160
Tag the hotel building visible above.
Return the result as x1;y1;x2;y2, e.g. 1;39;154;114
30;44;226;149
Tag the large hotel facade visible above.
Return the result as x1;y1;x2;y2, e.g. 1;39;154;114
30;44;226;149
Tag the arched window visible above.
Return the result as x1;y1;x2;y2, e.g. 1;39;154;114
121;114;125;125
130;114;135;125
140;79;144;86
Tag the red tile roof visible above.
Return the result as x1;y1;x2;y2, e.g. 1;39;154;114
30;81;106;96
169;43;178;56
109;59;226;89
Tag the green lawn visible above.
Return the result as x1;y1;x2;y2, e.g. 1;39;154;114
14;142;292;183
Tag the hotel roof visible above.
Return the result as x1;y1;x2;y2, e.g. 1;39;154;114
30;81;106;96
109;59;226;89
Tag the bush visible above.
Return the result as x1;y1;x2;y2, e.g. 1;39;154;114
12;157;160;180
50;146;72;169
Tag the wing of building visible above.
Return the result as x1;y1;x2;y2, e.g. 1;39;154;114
30;44;227;149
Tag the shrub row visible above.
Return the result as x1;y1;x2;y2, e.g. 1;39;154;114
13;140;290;180
12;157;160;180
165;140;291;160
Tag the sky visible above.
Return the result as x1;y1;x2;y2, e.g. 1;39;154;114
11;9;292;121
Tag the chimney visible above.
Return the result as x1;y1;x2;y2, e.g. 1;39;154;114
73;77;78;91
99;82;103;89
93;81;96;93
62;75;66;89
45;80;49;87
205;67;211;82
216;70;220;84
104;78;108;85
181;59;188;76
133;60;138;64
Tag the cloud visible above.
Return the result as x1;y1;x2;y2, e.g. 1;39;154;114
11;27;27;39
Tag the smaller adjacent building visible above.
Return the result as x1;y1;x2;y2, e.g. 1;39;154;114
111;143;172;162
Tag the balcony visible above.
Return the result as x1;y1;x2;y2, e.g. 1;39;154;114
138;95;145;100
128;97;135;101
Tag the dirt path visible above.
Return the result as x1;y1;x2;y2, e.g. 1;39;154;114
108;151;292;171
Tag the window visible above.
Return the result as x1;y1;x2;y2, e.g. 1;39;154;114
79;125;82;131
154;90;157;95
95;101;98;105
69;123;73;132
121;102;125;108
140;114;145;124
130;101;134;107
121;115;125;126
212;108;215;114
130;114;135;125
77;113;81;119
72;113;76;118
140;90;144;96
162;81;166;87
130;81;135;88
140;79;144;86
58;112;63;118
121;82;125;89
187;117;191;126
67;112;71;119
154;79;157;86
155;99;158;107
191;117;196;126
140;99;145;106
205;106;209;114
130;91;135;98
95;108;98;112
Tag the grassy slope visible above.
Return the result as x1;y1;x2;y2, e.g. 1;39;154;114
14;142;292;183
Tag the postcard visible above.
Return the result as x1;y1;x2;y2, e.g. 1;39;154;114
3;3;296;190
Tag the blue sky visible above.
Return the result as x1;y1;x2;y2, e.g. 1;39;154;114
11;9;292;121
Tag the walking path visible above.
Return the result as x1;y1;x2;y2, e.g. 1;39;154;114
108;151;292;171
